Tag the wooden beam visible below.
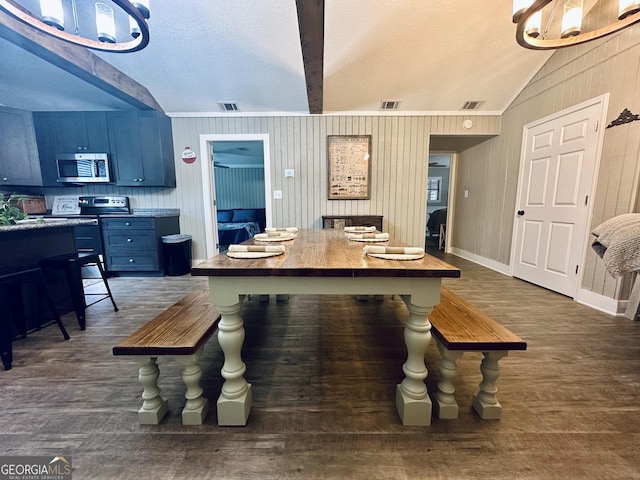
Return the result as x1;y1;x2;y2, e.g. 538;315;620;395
0;10;163;111
296;0;324;115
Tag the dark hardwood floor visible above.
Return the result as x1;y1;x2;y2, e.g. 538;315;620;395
1;253;639;479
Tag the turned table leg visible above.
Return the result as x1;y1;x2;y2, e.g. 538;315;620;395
136;357;168;424
176;348;209;425
472;350;508;419
433;340;464;419
396;299;433;426
216;302;252;426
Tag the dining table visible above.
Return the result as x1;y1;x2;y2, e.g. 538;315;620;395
191;228;461;426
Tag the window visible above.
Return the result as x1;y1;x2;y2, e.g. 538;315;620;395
427;177;441;202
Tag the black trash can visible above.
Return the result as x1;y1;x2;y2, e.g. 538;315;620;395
162;234;192;276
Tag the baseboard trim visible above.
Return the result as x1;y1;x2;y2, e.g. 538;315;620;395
450;249;624;317
449;248;510;276
574;288;624;316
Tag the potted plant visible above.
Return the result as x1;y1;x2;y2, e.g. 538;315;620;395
0;193;30;225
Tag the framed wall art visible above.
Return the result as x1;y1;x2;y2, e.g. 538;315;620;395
327;135;371;200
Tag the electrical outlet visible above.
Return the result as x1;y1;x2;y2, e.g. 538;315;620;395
464;189;469;198
273;190;282;199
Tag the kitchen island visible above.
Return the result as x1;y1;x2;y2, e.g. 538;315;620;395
1;218;97;369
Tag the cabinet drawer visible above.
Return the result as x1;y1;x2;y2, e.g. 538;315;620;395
103;232;157;250
101;217;155;229
105;253;160;271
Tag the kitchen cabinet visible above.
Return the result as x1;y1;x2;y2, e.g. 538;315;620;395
32;111;110;186
101;215;179;275
107;111;176;187
52;112;109;153
0;107;43;186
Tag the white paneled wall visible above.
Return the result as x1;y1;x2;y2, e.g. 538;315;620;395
171;115;500;262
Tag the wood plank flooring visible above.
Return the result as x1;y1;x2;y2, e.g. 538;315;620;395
1;253;639;479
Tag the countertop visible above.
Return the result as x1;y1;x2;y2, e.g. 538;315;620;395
101;208;180;218
0;218;97;233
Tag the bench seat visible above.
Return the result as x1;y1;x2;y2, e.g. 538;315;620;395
429;287;527;420
113;289;221;425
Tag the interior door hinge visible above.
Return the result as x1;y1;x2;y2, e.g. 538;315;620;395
595;121;599;132
585;195;589;206
576;265;579;274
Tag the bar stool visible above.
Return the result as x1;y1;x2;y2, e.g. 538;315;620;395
0;266;70;371
39;253;118;331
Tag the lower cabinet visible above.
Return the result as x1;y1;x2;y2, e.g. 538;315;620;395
101;216;179;275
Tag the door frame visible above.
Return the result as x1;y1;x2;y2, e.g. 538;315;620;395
199;133;272;258
509;93;609;297
427;150;458;253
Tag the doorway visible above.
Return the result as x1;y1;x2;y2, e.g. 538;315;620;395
511;95;608;298
426;153;452;254
199;134;272;258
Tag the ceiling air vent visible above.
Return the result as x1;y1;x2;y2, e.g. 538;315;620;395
380;100;401;110
218;101;239;112
461;100;484;110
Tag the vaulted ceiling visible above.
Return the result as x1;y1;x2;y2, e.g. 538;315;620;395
0;1;553;115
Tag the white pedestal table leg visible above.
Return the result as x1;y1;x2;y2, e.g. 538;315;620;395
135;356;168;425
472;350;508;419
216;302;252;426
433;340;463;419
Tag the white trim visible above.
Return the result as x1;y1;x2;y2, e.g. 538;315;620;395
450;248;511;276
574;288;622;316
166;110;504;118
199;133;272;259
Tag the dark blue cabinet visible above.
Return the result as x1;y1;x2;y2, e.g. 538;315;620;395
107;111;176;187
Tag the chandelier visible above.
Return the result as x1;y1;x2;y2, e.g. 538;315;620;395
513;0;640;49
0;0;150;52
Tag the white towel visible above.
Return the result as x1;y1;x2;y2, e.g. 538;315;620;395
344;226;376;233
228;245;285;253
348;232;389;240
265;227;298;233
363;245;424;256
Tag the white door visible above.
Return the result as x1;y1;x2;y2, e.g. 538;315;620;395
512;99;605;297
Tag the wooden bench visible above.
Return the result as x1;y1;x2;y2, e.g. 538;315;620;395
113;289;221;425
429;287;527;420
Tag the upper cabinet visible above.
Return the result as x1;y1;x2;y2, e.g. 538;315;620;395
107;111;176;187
32;110;176;188
0;107;43;186
52;112;110;153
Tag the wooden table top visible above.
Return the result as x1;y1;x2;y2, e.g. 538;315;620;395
191;229;460;279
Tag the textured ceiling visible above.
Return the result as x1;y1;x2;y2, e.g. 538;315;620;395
0;0;553;115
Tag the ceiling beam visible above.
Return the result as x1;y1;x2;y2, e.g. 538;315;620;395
296;0;324;114
0;11;163;111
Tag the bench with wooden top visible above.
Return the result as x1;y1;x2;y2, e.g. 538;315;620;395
428;287;527;420
112;289;221;425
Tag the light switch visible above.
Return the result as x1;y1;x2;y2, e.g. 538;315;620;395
273;190;283;199
284;169;295;178
464;189;469;198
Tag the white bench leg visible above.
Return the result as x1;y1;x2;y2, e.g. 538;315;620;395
396;300;433;426
472;350;508;419
176;348;209;425
136;357;168;425
433;340;463;419
216;301;253;426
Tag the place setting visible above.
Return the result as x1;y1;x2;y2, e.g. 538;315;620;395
254;226;298;242
226;244;286;259
363;245;425;260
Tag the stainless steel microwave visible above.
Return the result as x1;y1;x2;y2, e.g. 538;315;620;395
56;153;111;183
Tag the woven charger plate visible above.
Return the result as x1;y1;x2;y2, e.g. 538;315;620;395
366;252;425;260
349;236;389;242
227;250;284;259
254;233;295;242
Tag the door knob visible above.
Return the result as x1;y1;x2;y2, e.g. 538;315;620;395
517;210;525;216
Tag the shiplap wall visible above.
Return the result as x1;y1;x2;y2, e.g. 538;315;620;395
453;26;640;301
214;168;266;210
170;115;500;261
